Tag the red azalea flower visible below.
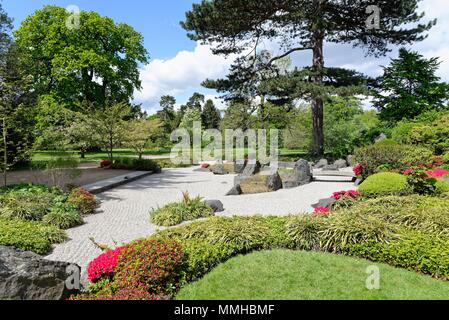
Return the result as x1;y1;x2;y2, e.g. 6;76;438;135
403;168;414;175
314;207;330;215
353;164;364;176
100;160;113;168
201;163;210;169
426;168;449;178
87;246;125;283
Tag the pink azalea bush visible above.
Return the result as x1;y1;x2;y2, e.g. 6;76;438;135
331;190;360;200
426;168;449;178
87;246;125;283
353;164;364;176
314;207;330;215
100;160;113;168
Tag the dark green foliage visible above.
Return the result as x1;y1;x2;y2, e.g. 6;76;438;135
110;157;161;172
201;99;221;129
375;49;449;123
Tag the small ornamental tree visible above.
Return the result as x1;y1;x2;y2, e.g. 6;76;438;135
123;118;163;159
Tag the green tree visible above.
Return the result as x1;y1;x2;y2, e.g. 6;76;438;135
182;0;435;156
87;102;132;160
221;101;252;131
123;118;162;159
14;5;149;109
180;107;202;136
0;4;35;183
374;48;449;122
201;99;221;129
157;95;177;132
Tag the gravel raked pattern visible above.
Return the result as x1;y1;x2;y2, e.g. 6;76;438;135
45;167;354;280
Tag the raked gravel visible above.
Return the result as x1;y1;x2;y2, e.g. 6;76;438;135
45;167;354;279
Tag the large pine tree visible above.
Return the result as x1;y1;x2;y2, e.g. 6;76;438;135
182;0;435;155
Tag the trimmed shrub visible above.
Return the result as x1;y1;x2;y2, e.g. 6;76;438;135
114;239;185;295
354;143;433;176
110;157;161;172
70;290;166;301
150;192;214;227
348;231;449;280
67;188;99;215
358;173;412;197
42;204;84;229
0;218;67;254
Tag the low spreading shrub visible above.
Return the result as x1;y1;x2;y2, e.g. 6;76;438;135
354;143;433;177
348;231;449;280
113;239;185;295
150;192;214;226
42;204;84;229
358;172;412;197
100;160;113;168
70;289;166;301
67;188;99;215
0;218;67;254
110;158;161;172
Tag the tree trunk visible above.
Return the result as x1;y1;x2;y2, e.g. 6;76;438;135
311;30;325;157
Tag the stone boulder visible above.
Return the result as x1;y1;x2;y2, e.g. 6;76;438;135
281;159;313;189
242;160;261;176
226;184;242;196
210;164;226;175
334;159;348;169
312;198;337;209
375;133;388;143
0;246;80;300
234;161;246;174
205;200;224;213
314;159;328;169
240;172;283;194
347;155;354;167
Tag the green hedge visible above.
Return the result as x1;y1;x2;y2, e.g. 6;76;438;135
0;218;67;255
358;172;413;197
110;158;161;172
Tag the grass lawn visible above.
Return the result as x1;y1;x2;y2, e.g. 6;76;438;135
32;149;172;163
176;250;449;300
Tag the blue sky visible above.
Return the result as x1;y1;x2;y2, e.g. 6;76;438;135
3;0;449;113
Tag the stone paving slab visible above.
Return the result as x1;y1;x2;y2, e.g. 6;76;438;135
82;171;153;194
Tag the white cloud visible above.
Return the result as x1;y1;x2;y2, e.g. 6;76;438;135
134;42;234;113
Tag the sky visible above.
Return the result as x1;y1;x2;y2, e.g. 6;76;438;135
3;0;449;114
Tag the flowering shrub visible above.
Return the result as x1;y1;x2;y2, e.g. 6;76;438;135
87;246;125;283
314;207;330;215
353;164;364;177
201;163;210;169
431;156;445;168
403;168;414;175
100;160;113;168
426;169;449;178
114;239;185;295
331;190;360;200
67;188;99;215
70;289;166;301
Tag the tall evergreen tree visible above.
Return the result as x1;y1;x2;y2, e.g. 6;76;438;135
157;95;177;132
201;99;221;129
374;48;449;122
182;0;435;155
